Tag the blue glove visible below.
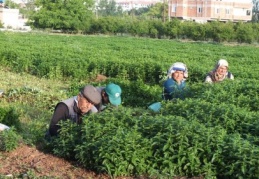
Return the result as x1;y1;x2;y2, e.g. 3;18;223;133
148;102;161;112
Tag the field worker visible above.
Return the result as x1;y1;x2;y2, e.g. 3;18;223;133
91;83;122;112
205;59;234;83
162;62;189;101
148;62;188;112
47;85;101;137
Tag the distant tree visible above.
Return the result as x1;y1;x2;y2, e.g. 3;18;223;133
143;2;167;21
19;0;36;20
97;0;123;17
4;0;19;8
29;0;94;31
128;7;150;17
252;0;259;22
117;5;123;16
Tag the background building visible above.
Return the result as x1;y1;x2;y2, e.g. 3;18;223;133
168;0;253;23
0;8;22;28
0;7;29;29
115;0;163;11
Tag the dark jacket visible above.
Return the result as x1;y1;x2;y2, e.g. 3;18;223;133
162;78;187;100
48;97;83;136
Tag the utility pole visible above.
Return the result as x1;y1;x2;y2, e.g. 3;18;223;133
131;1;134;19
163;0;166;22
168;0;170;22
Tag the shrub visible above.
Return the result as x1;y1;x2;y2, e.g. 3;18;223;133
0;128;21;152
0;107;21;131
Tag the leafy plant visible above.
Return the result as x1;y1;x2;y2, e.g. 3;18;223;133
0;107;21;131
0;128;21;152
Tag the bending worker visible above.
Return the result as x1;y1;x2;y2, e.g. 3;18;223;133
48;85;101;136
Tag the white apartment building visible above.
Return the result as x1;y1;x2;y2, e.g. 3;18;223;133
0;8;19;28
116;0;163;11
168;0;253;22
0;0;30;29
95;0;163;11
0;7;28;29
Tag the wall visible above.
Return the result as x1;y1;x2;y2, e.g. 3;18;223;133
0;8;25;28
168;0;253;22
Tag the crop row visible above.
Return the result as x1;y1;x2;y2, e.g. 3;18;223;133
1;32;259;84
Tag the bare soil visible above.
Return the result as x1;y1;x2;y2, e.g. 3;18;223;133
0;144;111;178
0;144;204;179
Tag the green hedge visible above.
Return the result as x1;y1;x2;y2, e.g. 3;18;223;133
48;80;259;178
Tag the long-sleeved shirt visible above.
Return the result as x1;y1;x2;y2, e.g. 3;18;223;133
48;97;84;136
162;78;187;100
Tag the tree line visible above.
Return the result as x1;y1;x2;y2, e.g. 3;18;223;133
88;17;259;43
1;0;259;43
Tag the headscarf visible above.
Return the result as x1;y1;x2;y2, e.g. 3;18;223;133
214;59;228;70
210;59;229;82
167;62;188;79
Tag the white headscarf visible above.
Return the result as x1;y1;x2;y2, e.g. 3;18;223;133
215;59;228;70
167;62;188;79
208;59;229;82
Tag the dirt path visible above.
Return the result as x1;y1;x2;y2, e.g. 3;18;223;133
0;144;110;178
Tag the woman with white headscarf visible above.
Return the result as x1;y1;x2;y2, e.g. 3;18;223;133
205;59;234;83
162;62;189;100
148;62;189;112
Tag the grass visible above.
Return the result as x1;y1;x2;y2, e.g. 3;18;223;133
0;67;72;145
